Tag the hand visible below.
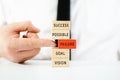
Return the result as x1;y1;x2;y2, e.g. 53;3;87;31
0;21;56;63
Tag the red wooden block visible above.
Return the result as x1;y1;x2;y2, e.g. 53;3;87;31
57;39;76;49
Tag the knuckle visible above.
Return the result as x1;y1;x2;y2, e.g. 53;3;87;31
4;47;21;63
9;57;20;63
8;53;24;63
9;54;25;63
36;48;40;52
8;54;20;63
26;21;32;26
33;48;40;56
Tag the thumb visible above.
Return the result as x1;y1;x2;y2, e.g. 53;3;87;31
8;21;40;33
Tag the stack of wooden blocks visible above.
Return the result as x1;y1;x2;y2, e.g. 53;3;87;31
52;21;70;67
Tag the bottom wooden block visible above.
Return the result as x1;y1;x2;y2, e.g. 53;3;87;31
52;48;69;67
52;60;69;67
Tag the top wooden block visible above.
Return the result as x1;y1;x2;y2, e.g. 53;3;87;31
52;21;70;30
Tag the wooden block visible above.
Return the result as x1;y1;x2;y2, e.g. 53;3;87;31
52;48;69;67
52;21;70;30
52;30;70;39
52;48;69;58
58;39;76;49
52;60;69;67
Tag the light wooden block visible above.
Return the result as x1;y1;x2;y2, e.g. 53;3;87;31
52;30;70;39
52;21;70;30
52;60;69;67
52;48;69;59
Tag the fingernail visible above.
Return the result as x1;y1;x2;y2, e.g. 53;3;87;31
33;26;40;31
50;41;56;47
